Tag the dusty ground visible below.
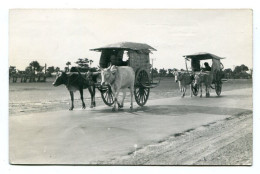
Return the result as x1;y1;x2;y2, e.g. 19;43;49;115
9;86;253;165
9;78;252;116
105;112;252;165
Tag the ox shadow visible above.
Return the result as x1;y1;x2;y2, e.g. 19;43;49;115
92;104;251;117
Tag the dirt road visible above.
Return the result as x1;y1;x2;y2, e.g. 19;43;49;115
9;88;253;165
107;112;252;165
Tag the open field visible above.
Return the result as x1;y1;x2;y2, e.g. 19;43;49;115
9;78;253;165
9;77;252;116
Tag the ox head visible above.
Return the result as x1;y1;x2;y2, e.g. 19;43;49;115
100;65;117;86
194;73;202;86
173;70;182;83
52;72;67;87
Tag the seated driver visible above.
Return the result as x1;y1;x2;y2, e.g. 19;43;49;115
204;62;211;71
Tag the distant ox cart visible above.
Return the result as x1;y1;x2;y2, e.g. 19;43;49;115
183;52;225;97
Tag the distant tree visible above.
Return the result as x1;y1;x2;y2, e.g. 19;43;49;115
240;64;249;72
55;67;60;73
224;68;233;79
89;67;98;72
45;66;55;77
151;68;159;78
9;66;17;82
233;64;250;79
89;59;93;67
36;66;44;73
64;67;69;72
167;69;174;77
25;66;32;74
167;69;173;74
249;68;253;76
75;58;90;68
47;66;55;74
233;64;249;74
159;68;167;77
66;61;71;71
29;61;40;74
9;66;16;74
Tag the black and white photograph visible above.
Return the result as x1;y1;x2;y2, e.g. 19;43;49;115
8;9;253;165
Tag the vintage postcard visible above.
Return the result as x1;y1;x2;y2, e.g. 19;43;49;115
9;9;253;165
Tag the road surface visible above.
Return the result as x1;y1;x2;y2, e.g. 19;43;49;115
9;88;253;165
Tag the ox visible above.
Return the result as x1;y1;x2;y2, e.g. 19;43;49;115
173;71;194;98
52;70;97;110
101;65;135;111
194;72;213;97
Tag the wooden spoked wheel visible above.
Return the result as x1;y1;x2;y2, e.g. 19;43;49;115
134;70;150;106
101;85;114;106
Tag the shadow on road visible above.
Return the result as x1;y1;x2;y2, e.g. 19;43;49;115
91;105;251;117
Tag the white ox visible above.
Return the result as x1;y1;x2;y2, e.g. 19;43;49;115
101;65;135;111
194;72;213;97
173;71;194;98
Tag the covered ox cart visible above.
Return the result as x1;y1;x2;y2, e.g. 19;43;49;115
183;52;225;96
91;42;160;106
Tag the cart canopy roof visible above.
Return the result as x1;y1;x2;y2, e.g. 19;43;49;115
90;42;157;52
183;52;225;60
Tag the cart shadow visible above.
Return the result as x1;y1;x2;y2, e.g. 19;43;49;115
92;104;251;117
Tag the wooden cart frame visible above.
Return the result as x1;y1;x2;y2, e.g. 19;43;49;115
183;52;225;96
90;42;160;106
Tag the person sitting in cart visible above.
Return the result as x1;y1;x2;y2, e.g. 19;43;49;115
203;62;211;71
109;54;128;66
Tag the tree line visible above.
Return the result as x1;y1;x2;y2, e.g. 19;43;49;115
9;59;252;83
151;64;252;79
9;58;96;82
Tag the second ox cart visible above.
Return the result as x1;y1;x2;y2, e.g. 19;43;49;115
91;42;160;107
183;52;225;97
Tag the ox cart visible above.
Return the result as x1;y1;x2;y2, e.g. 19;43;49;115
183;52;225;96
90;42;160;106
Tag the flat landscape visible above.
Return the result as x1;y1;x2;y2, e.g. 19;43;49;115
9;78;253;165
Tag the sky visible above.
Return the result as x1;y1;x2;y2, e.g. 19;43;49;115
9;9;253;71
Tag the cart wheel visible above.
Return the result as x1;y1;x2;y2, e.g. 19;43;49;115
134;70;150;106
192;83;199;96
215;82;222;96
101;86;114;106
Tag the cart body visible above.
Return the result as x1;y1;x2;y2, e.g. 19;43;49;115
183;52;225;96
90;42;159;106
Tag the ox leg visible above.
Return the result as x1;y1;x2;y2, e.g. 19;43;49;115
112;91;120;112
206;86;210;98
179;82;182;94
200;84;202;98
130;85;134;110
69;91;74;110
118;89;126;109
92;86;96;107
183;87;186;98
88;86;94;108
79;89;86;109
190;84;193;97
181;87;185;98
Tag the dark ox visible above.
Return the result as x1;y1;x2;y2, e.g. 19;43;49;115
101;65;135;111
194;72;213;98
53;71;98;110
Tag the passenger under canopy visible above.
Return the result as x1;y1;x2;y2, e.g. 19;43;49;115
183;52;225;72
90;42;156;69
